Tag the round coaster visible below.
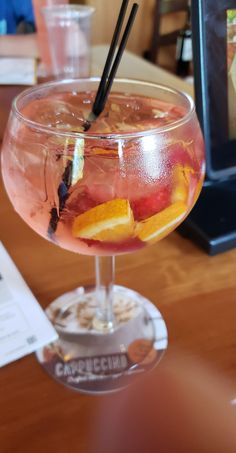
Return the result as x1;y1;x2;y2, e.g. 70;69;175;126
36;285;168;395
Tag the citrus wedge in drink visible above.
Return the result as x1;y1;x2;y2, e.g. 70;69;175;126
72;198;134;242
136;201;187;243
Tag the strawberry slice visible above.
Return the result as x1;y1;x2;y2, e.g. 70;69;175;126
80;236;144;254
167;142;199;171
63;188;98;221
131;185;171;221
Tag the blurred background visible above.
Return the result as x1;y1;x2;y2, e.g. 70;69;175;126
74;0;188;73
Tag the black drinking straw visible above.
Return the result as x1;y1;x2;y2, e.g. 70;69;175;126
85;1;139;127
91;0;130;113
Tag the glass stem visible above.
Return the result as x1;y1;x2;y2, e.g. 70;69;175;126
94;256;115;332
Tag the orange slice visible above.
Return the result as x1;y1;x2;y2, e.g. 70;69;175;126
136;201;187;243
172;165;194;203
72;199;134;242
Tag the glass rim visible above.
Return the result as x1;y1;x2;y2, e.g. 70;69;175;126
12;77;196;140
42;4;95;18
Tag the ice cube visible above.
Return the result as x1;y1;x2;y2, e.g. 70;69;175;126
22;98;86;131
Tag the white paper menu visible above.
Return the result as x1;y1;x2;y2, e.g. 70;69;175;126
0;57;37;85
0;242;58;367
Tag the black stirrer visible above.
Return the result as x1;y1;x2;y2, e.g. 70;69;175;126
91;0;130;115
84;2;139;128
93;3;139;118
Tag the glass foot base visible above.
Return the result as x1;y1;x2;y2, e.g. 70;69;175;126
36;285;168;394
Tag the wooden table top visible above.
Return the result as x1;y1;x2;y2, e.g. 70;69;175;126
1;45;236;453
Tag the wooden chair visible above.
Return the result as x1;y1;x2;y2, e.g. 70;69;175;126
144;0;189;64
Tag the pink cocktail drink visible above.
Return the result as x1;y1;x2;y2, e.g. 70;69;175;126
2;86;205;256
1;78;205;393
